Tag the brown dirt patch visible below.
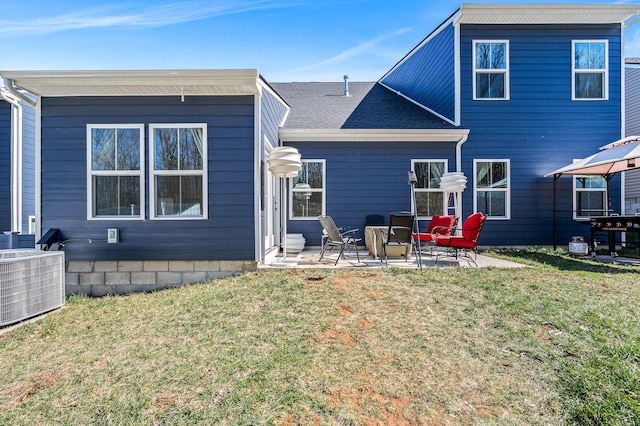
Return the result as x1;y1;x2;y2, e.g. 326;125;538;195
358;317;373;329
329;389;418;425
339;305;353;315
0;370;66;409
314;328;355;348
281;413;321;425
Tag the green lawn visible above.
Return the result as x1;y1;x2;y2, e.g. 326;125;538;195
1;249;638;425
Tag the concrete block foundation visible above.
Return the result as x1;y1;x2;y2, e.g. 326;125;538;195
65;260;257;296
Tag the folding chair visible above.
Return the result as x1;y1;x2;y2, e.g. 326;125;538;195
381;212;418;266
317;215;361;265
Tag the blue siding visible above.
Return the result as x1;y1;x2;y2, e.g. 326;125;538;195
259;88;289;256
0;101;10;232
459;24;623;246
381;23;456;122
40;95;257;261
260;88;288;147
0;233;35;249
285;141;458;245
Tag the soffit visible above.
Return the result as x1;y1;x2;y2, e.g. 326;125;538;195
0;69;262;97
458;4;640;25
279;129;470;143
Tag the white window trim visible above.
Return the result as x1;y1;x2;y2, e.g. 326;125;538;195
473;159;511;220
472;40;510;101
573;175;608;219
86;124;145;220
149;123;208;220
571;40;609;101
290;159;326;221
411;159;448;219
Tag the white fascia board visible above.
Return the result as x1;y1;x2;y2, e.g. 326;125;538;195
458;4;640;25
279;128;470;143
257;76;290;122
0;69;262;97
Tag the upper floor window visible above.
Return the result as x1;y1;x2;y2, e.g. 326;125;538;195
411;159;447;218
574;175;607;218
87;124;144;219
473;40;509;100
291;159;325;219
474;159;510;219
572;40;608;100
149;124;207;219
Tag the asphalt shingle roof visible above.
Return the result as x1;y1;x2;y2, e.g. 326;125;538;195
271;81;456;130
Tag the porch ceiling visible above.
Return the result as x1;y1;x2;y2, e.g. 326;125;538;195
458;4;640;25
0;69;263;97
279;128;470;143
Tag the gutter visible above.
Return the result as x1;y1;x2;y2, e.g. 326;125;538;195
2;78;36;108
0;87;23;232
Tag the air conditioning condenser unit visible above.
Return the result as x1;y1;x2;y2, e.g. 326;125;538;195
0;249;65;326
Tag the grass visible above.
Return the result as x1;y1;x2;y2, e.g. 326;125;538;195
0;249;638;425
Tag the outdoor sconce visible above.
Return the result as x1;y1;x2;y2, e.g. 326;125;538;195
628;158;636;168
407;170;418;186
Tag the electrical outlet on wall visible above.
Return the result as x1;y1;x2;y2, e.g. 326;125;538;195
107;228;119;244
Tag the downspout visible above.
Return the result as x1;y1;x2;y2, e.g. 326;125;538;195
1;88;23;233
456;133;468;219
455;133;468;173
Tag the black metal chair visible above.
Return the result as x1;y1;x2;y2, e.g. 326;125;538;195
365;214;385;226
381;212;418;266
317;215;361;265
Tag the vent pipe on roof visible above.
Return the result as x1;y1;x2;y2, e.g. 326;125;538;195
343;75;351;97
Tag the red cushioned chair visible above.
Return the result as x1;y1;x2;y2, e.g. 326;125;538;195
412;215;458;254
434;212;486;266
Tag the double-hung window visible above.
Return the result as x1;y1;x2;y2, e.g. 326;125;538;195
291;160;325;219
87;124;144;219
411;160;447;217
572;40;608;100
474;160;510;219
473;40;509;100
574;175;607;218
150;124;207;219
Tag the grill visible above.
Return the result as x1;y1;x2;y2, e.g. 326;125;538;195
589;216;640;256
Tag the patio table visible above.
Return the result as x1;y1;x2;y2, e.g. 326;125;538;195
365;226;412;259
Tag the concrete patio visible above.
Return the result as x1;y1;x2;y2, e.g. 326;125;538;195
261;246;528;269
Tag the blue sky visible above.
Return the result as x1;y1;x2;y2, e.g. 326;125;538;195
1;0;640;82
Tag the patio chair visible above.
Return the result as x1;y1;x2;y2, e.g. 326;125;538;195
318;215;361;265
381;212;418;266
365;214;385;226
434;212;486;266
412;215;458;255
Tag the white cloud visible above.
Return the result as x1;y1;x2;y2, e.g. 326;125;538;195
285;27;412;75
0;1;301;35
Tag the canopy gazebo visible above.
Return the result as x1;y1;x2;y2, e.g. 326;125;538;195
545;136;640;250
